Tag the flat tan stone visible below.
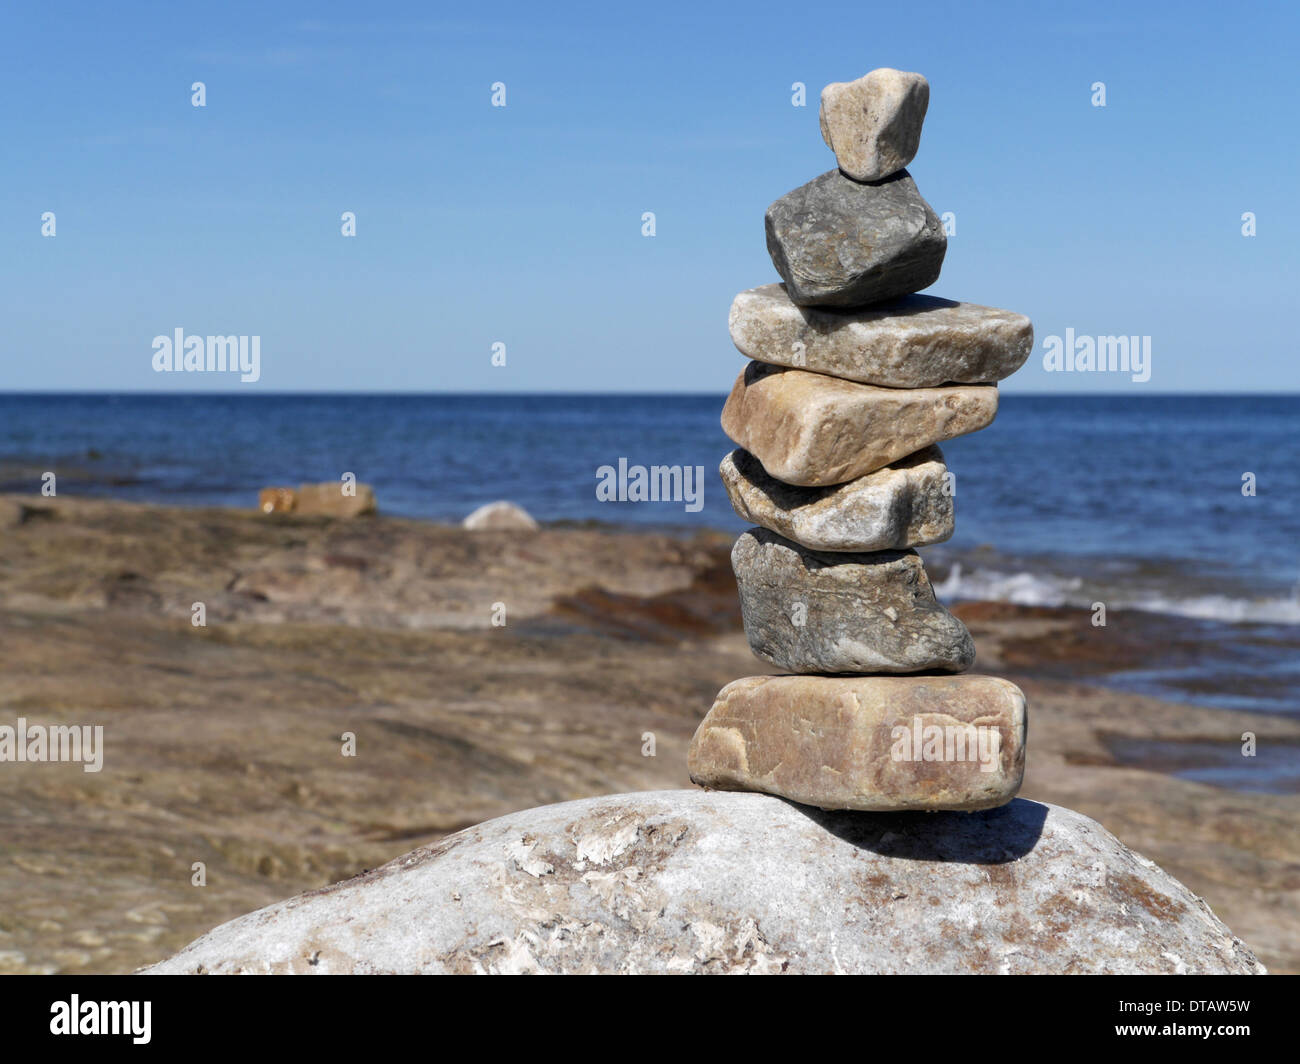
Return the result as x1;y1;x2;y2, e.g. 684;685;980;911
721;362;997;486
729;284;1033;387
720;446;953;552
688;674;1027;811
294;482;376;518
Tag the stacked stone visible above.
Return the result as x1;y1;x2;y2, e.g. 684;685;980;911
689;69;1033;812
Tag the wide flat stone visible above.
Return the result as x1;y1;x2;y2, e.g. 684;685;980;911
689;674;1025;811
141;789;1266;974
820;68;929;182
765;168;945;307
260;482;377;518
721;362;998;486
720;447;953;552
729;284;1034;387
731;527;973;674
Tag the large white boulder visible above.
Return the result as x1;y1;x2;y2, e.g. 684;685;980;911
142;790;1264;975
462;501;538;531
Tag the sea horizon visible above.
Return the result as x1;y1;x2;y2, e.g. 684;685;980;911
4;389;1299;398
4;391;1297;720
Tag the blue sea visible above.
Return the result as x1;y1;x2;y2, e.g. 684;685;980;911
3;393;1298;728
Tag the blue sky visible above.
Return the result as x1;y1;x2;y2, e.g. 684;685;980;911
2;0;1296;393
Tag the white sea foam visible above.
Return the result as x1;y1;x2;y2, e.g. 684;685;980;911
934;563;1300;626
933;564;1080;607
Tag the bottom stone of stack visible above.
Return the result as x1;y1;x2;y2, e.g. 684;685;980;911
688;674;1026;812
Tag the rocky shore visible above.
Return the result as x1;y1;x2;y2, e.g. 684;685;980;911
1;494;1297;973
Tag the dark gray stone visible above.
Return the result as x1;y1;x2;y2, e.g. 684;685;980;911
765;169;946;308
732;527;974;674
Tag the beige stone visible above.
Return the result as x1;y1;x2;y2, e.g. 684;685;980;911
258;487;297;514
720;446;953;552
294;482;376;518
721;362;997;486
729;284;1033;387
689;674;1026;811
819;68;929;182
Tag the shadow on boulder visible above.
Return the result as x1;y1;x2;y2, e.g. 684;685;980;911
788;796;1047;863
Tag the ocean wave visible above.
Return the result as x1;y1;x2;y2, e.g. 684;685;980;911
934;562;1300;626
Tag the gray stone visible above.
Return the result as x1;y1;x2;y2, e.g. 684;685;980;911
765;169;946;307
729;284;1034;387
463;501;538;531
731;527;973;674
689;674;1025;810
720;447;953;552
721;362;998;486
819;68;929;182
140;789;1267;974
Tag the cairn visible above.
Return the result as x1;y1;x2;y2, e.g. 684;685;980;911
689;69;1033;811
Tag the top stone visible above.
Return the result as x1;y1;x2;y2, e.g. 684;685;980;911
820;68;929;182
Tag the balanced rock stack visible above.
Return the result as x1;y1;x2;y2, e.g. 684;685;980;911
689;69;1034;812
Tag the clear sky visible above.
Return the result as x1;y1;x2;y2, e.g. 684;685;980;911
2;0;1296;393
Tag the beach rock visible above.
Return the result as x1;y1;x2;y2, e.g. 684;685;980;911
258;487;297;514
463;500;539;531
0;500;27;527
294;482;377;518
689;674;1025;810
765;169;945;307
720;447;953;552
139;789;1266;975
721;362;997;486
819;69;929;182
731;527;973;673
729;284;1034;387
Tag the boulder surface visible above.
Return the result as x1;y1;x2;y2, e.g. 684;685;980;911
142;789;1265;975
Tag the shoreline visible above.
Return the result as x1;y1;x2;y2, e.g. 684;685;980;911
1;493;1297;973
